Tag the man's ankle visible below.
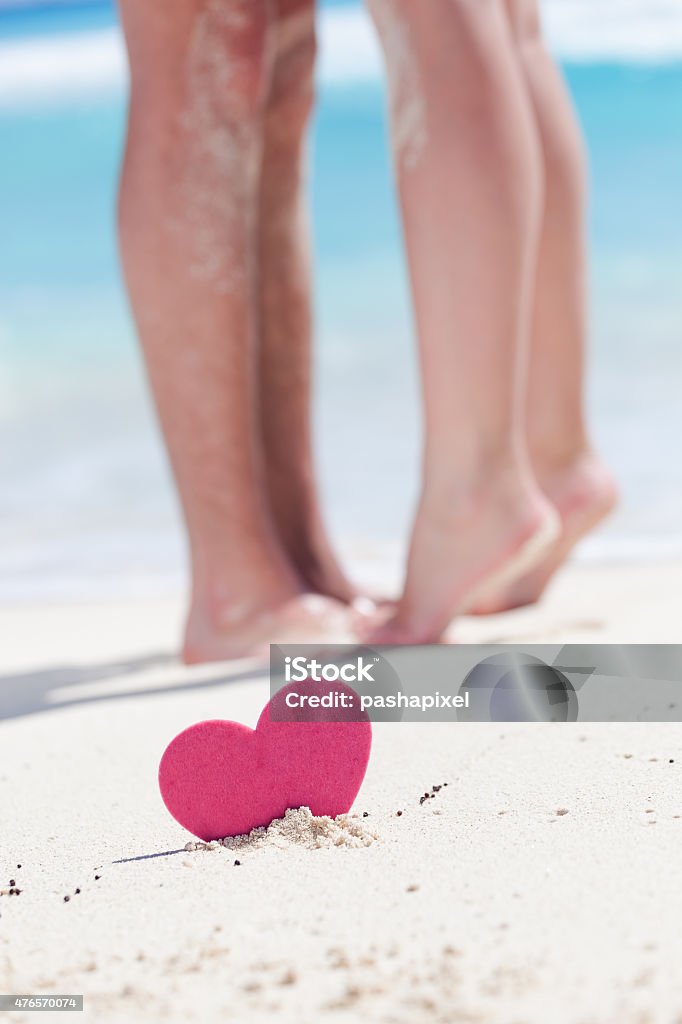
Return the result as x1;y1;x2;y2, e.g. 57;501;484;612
191;562;301;627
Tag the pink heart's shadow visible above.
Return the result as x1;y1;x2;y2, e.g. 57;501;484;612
158;682;372;840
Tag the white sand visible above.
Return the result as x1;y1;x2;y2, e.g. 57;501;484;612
2;562;682;1023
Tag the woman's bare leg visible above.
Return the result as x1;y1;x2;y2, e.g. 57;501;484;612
118;0;359;662
472;0;618;613
257;0;357;604
368;0;558;643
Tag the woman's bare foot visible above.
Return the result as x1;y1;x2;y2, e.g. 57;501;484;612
463;1;618;615
469;450;618;615
183;590;368;665
370;464;559;645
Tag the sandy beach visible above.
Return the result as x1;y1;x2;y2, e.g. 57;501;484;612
2;561;682;1023
3;0;681;1020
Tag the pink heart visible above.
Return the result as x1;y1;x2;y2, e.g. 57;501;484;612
158;682;372;840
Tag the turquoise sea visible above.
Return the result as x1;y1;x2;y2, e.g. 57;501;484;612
1;1;681;599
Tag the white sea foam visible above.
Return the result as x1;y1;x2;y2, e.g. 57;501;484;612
1;2;681;109
542;0;682;61
0;28;125;107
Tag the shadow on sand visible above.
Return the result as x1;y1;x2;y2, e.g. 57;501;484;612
0;652;267;722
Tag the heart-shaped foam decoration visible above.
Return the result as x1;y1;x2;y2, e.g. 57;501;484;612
158;682;372;840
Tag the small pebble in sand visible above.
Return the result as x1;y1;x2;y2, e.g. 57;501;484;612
556;808;570;817
396;810;403;817
94;875;101;881
234;860;241;867
670;759;675;764
9;880;15;886
406;884;419;893
16;865;21;869
74;888;81;894
362;812;369;818
63;895;70;903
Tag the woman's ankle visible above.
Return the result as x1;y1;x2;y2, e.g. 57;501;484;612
528;425;593;478
420;442;537;510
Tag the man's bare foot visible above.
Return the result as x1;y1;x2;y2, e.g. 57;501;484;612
271;503;384;613
280;516;359;606
469;450;619;615
183;591;369;665
369;466;560;645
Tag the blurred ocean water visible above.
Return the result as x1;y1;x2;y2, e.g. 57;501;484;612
1;1;681;600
